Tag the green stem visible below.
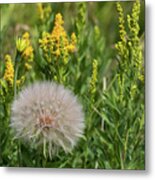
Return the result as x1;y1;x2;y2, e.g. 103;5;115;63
18;141;22;166
14;63;19;97
14;52;21;165
14;52;20;97
120;151;125;169
124;130;129;163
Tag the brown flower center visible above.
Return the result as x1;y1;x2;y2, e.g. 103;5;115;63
39;115;55;128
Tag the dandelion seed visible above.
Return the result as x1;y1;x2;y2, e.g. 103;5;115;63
11;82;84;157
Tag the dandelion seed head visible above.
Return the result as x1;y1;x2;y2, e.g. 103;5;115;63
11;82;84;157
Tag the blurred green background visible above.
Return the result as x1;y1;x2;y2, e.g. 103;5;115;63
0;1;144;61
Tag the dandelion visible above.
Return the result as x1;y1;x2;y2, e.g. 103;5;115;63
11;82;84;158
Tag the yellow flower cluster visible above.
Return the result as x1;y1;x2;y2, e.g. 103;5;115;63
16;32;34;70
75;2;86;40
90;59;98;95
115;2;128;60
37;3;52;22
116;2;126;43
22;32;34;61
3;55;14;87
115;0;143;101
3;54;26;88
127;0;143;82
16;75;25;86
39;13;77;64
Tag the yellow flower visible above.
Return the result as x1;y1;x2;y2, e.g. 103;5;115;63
37;3;44;20
51;13;68;45
116;2;126;43
55;13;64;26
44;5;52;19
39;13;77;64
16;32;31;53
22;32;31;47
16;38;27;52
16;32;34;68
25;63;32;71
22;46;34;61
16;75;25;86
39;32;51;52
3;55;14;87
51;13;76;60
37;3;52;22
22;32;30;39
55;49;61;57
67;44;76;53
71;32;77;45
90;59;98;94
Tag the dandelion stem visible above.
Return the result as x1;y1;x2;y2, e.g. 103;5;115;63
14;52;21;165
18;141;22;166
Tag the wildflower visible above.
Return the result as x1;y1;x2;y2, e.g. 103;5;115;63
116;2;126;43
16;32;34;59
37;3;44;20
22;32;33;59
16;76;25;86
11;82;84;157
16;38;27;53
37;3;52;22
22;46;34;62
24;63;32;71
51;13;77;60
39;13;77;64
71;33;77;44
51;13;69;58
115;0;143;101
67;44;76;53
54;13;64;26
115;2;128;61
55;49;61;57
16;32;34;69
39;32;51;51
90;59;98;95
3;55;14;87
127;0;143;82
75;2;86;39
22;32;30;40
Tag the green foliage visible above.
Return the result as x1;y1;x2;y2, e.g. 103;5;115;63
0;0;144;169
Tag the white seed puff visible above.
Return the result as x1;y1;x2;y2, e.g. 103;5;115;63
11;81;84;157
